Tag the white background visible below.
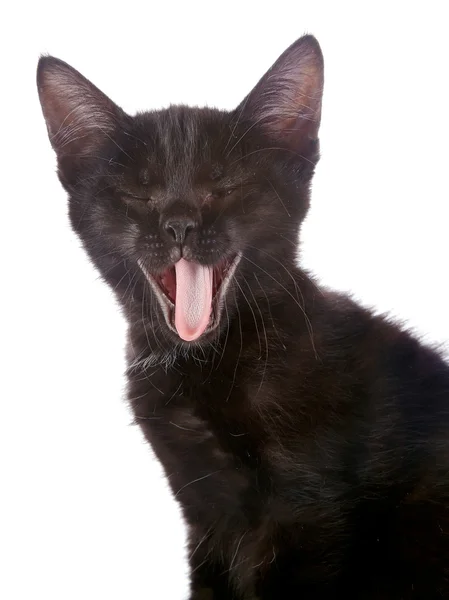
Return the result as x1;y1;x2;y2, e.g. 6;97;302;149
1;2;448;599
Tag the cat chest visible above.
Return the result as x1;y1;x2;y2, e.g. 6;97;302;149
134;376;344;591
133;370;316;516
142;392;331;529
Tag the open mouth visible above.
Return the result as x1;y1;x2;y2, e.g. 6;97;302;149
138;254;241;342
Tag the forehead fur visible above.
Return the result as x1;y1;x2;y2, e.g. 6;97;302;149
122;105;258;188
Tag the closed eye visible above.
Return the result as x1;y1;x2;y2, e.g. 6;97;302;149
119;185;159;202
121;191;155;203
213;183;258;197
126;194;151;200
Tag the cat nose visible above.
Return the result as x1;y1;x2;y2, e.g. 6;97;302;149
162;216;197;244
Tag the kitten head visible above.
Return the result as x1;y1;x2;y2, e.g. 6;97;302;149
37;35;323;348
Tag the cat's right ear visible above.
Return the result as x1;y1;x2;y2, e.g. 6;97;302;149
37;56;125;175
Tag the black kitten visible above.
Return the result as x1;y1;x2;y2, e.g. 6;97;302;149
37;35;449;599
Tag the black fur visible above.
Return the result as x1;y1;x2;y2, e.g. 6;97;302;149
37;35;449;599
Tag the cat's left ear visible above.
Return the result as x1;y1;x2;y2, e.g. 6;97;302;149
236;35;324;154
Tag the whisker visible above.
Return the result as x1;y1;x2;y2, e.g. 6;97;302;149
214;291;231;372
241;254;318;359
165;381;183;406
188;524;215;561
226;286;243;402
174;470;222;498
263;177;291;217
230;146;316;167
225;113;268;158
223;94;250;153
234;278;262;359
253;272;284;348
222;530;248;574
169;421;196;432
243;276;269;398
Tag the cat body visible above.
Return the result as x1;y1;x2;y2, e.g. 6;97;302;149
127;282;449;599
37;36;449;598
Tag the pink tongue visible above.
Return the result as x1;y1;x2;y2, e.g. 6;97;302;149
174;259;213;341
